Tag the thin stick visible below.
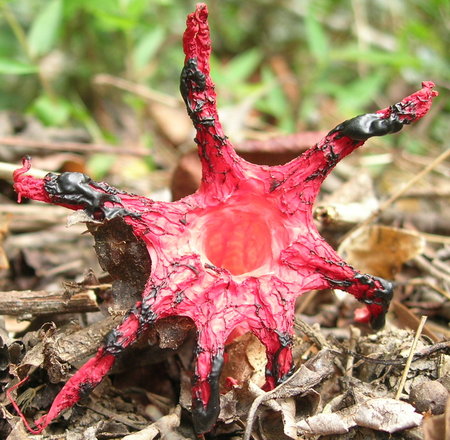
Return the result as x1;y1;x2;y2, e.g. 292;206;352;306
345;326;361;377
0;161;48;180
414;255;450;285
94;74;180;108
419;232;450;245
375;149;450;219
402;278;450;301
0;137;149;156
395;315;427;399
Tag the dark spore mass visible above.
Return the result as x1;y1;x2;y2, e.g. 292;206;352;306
333;112;404;141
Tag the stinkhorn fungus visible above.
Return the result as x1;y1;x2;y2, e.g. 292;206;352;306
12;3;437;435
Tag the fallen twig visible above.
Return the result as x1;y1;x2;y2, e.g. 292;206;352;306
0;137;148;157
94;74;181;108
0;289;99;316
414;255;450;285
395;315;427;399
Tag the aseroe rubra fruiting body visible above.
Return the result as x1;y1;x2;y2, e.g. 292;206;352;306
13;3;437;434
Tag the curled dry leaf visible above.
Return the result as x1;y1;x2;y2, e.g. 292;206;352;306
355;398;423;433
221;332;267;390
297;397;423;435
338;225;426;279
315;173;379;228
122;406;182;440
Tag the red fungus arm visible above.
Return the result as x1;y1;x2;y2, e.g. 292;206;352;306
11;3;438;436
181;3;245;196
276;81;438;205
13;157;52;204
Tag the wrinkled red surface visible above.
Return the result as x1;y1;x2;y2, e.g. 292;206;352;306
12;3;437;435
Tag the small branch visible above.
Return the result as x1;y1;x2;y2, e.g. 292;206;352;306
94;74;180;108
395;315;427;399
328;340;450;366
400;278;450;302
414;255;450;285
0;137;149;157
0;290;99;316
345;326;361;377
294;317;333;350
0;161;48;180
399;188;450;199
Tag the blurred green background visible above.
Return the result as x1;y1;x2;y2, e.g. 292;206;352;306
0;0;448;177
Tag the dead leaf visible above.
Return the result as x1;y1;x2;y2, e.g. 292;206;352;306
297;412;353;435
122;405;182;440
355;398;423;433
147;101;192;147
243;349;336;440
315;173;379;228
391;300;441;342
5;419;29;440
338;225;425;279
220;332;267;391
298;398;423;436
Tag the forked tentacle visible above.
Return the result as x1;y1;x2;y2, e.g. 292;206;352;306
181;3;244;195
276;81;438;205
32;303;153;431
281;237;393;328
252;327;294;391
191;321;228;434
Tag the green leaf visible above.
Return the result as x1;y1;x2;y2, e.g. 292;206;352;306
30;94;71;126
133;27;166;70
87;154;116;179
222;48;262;84
305;7;329;64
330;46;421;68
28;0;63;58
0;58;38;75
323;72;388;116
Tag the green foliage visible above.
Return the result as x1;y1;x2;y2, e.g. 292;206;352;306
0;0;447;173
30;94;71;125
0;57;37;74
27;0;62;57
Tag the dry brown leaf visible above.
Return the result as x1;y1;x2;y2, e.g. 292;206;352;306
315;173;379;228
355;398;423;433
221;332;267;390
122;406;183;440
391;300;441;342
338;225;425;279
5;419;30;440
147;101;192;147
297;398;423;436
297;412;353;435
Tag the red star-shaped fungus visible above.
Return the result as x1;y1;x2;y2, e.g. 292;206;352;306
12;3;437;435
